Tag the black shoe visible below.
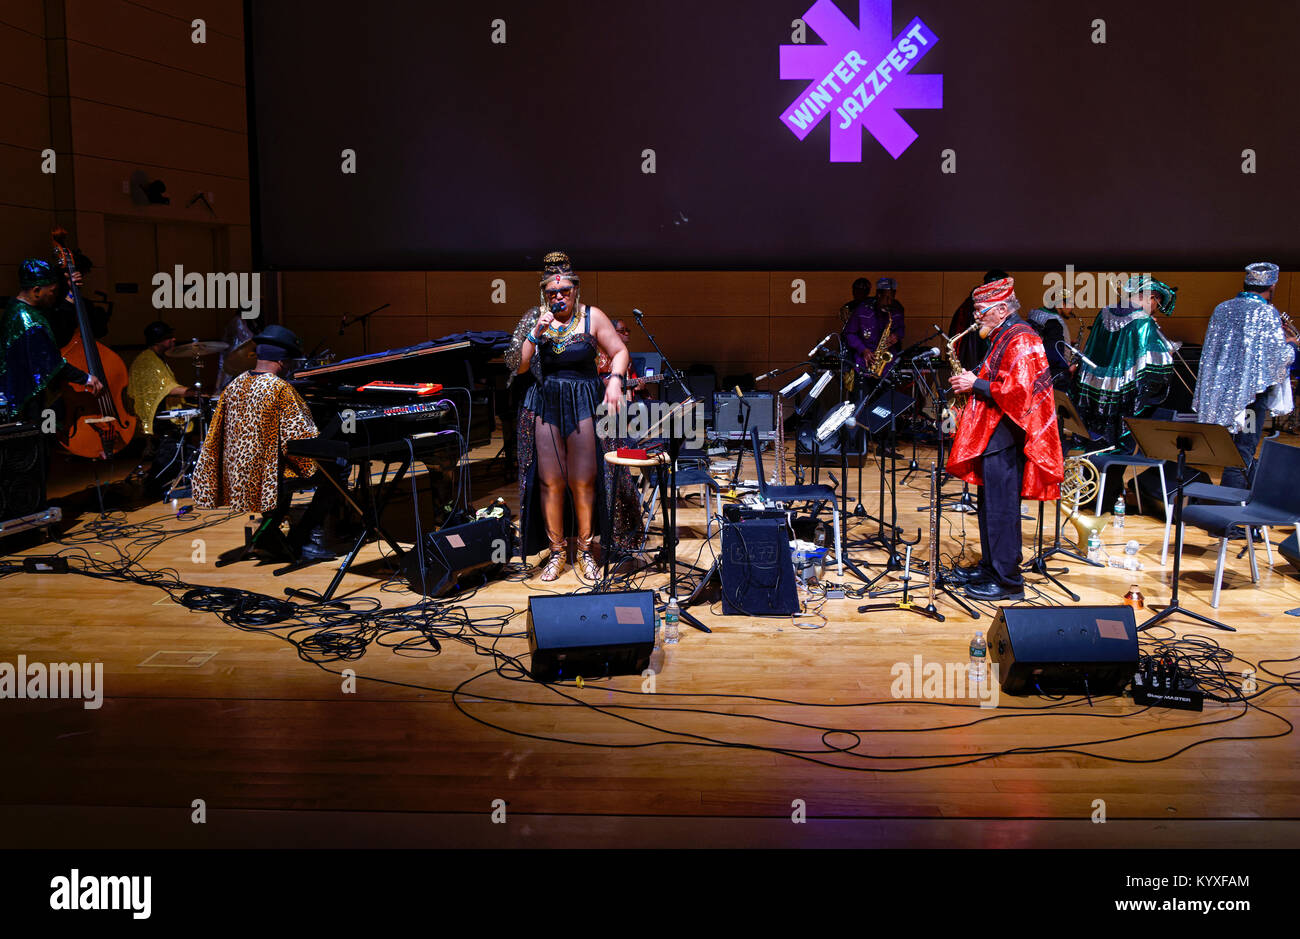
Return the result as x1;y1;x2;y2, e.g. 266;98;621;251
295;541;337;562
945;564;987;585
965;579;1024;601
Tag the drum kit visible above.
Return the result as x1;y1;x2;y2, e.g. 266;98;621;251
145;335;329;499
146;336;254;499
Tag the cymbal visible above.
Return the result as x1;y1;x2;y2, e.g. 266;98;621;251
167;339;229;358
222;338;257;376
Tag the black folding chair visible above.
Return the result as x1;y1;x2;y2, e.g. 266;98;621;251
1180;439;1300;608
749;426;842;576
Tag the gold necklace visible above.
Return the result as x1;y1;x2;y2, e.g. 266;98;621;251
542;306;583;352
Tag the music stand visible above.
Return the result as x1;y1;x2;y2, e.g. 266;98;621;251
858;385;915;587
1124;417;1242;633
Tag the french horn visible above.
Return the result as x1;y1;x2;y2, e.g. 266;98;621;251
1060;452;1111;551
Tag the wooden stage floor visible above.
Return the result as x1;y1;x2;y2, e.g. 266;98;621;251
1;434;1298;849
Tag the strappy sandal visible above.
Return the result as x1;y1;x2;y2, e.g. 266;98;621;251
539;545;567;582
576;536;599;581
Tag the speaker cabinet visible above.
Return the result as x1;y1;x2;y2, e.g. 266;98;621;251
0;424;45;522
527;591;656;682
401;515;514;597
1278;531;1300;575
987;605;1138;696
720;517;800;615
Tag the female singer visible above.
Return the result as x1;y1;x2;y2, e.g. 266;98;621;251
506;252;641;581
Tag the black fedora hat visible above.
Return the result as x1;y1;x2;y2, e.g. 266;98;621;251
252;324;303;358
143;320;174;345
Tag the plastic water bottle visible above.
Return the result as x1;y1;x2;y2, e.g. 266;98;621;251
664;598;680;645
969;630;987;684
1114;495;1126;529
1087;530;1103;563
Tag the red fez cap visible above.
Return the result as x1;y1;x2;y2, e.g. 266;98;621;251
973;277;1015;306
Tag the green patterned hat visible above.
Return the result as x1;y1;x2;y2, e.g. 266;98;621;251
1122;274;1177;315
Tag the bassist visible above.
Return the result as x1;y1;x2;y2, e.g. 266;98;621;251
1;259;102;421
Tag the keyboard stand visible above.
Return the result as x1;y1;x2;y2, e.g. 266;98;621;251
283;452;412;604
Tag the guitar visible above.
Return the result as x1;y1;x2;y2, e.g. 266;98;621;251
52;226;136;459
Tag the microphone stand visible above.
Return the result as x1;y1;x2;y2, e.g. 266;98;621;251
728;391;752;490
339;302;390;355
629;309;710;634
876;359;979;616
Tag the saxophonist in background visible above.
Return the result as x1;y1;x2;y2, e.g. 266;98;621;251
946;277;1064;601
843;276;903;375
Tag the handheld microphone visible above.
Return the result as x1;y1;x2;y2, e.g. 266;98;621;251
755;367;781;382
912;347;942;362
632;308;645;321
549;300;565;315
808;333;835;358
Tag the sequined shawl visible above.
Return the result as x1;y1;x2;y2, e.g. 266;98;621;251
1;298;67;409
505;307;542;387
1193;292;1296;428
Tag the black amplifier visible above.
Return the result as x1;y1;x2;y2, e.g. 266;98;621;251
722;503;792;526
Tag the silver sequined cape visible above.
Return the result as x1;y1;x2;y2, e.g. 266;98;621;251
1193;293;1294;428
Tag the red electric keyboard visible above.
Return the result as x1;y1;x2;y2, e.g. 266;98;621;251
356;380;444;396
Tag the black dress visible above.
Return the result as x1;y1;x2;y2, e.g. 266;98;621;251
514;306;641;560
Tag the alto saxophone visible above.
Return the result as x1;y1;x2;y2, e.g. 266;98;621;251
868;318;894;378
942;322;979;422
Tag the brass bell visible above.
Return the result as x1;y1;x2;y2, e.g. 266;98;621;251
1060;452;1111;551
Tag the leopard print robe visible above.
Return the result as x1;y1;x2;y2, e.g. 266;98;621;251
193;371;318;513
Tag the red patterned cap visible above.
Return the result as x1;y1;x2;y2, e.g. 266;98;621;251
972;277;1015;306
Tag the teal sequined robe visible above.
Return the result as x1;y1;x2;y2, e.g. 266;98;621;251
1073;307;1173;443
1;297;70;411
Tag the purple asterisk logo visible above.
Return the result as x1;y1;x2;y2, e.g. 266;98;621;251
780;0;943;161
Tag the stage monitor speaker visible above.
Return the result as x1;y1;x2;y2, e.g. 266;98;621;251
987;605;1138;696
401;514;514;597
720;517;800;615
527;590;656;682
1279;531;1300;575
0;424;46;522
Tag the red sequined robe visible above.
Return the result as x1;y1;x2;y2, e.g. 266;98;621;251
946;319;1063;500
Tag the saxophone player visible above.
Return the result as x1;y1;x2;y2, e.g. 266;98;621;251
842;276;903;374
946;278;1064;601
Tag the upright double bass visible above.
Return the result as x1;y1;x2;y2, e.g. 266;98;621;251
51;227;135;458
